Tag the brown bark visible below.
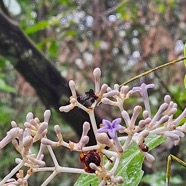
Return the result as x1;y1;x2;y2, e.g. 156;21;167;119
0;10;100;144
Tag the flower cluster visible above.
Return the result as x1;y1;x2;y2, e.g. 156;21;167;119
0;68;186;186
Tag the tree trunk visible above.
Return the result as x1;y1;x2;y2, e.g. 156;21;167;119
0;10;100;144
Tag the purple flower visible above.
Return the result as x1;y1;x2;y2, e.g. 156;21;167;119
132;83;155;117
97;118;124;139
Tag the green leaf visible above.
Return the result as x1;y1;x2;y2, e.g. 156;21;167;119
0;79;15;93
184;75;186;88
74;135;166;186
24;21;50;34
142;171;183;186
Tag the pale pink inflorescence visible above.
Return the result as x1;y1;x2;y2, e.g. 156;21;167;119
0;68;186;186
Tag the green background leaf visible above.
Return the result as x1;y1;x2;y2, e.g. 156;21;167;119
74;135;166;186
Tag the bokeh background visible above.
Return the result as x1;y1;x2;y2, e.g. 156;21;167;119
0;0;186;185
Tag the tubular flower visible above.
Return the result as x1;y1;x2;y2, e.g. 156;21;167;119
97;118;125;153
97;118;125;139
132;83;155;116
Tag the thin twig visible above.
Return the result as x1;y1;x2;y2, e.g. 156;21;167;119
120;57;186;86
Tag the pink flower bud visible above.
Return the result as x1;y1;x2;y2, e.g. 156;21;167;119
143;110;150;119
69;80;76;97
82;122;90;137
11;121;17;128
41;138;59;146
114;84;119;90
115;176;124;184
54;125;63;141
99;84;108;96
77;136;89;150
0;128;20;149
24;122;36;130
93;68;101;94
97;133;115;149
144;152;155;162
138;118;151;129
26;112;34;122
103;90;119;98
101;98;116;106
44;110;51;123
23;136;33;149
164;95;171;104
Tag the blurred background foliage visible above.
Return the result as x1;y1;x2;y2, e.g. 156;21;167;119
0;0;186;185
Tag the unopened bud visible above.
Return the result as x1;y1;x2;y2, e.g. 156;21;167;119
54;125;63;141
100;84;108;95
41;138;59;146
82;122;90;137
120;86;129;95
69;80;76;97
11;121;17;128
101;98;116;106
44;110;51;123
103;90;119;98
114;84;119;90
143;110;150;119
144;152;155;162
26;112;34;122
97;133;114;149
77;136;89;150
23;136;33;149
0;128;20;149
164;95;171;104
24;122;36;130
115;176;124;184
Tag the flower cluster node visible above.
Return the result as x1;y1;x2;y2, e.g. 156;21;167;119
0;67;186;186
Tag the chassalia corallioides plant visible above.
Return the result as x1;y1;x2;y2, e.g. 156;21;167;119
0;67;186;186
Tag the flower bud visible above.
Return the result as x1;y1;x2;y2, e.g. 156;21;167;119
0;128;20;149
115;176;124;184
44;110;51;123
120;86;129;95
23;136;33;149
93;68;101;94
114;84;119;90
41;138;59;146
103;90;119;98
26;112;34;122
100;84;108;95
143;110;150;119
54;125;63;141
101;98;116;106
97;133;114;149
24;122;36;130
69;80;76;97
164;95;171;104
144;152;155;162
33;122;48;142
11;121;17;128
77;136;89;150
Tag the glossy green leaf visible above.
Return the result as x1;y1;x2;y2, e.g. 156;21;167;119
74;135;166;186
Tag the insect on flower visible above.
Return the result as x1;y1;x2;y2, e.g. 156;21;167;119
80;150;101;173
138;143;149;152
77;89;98;107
